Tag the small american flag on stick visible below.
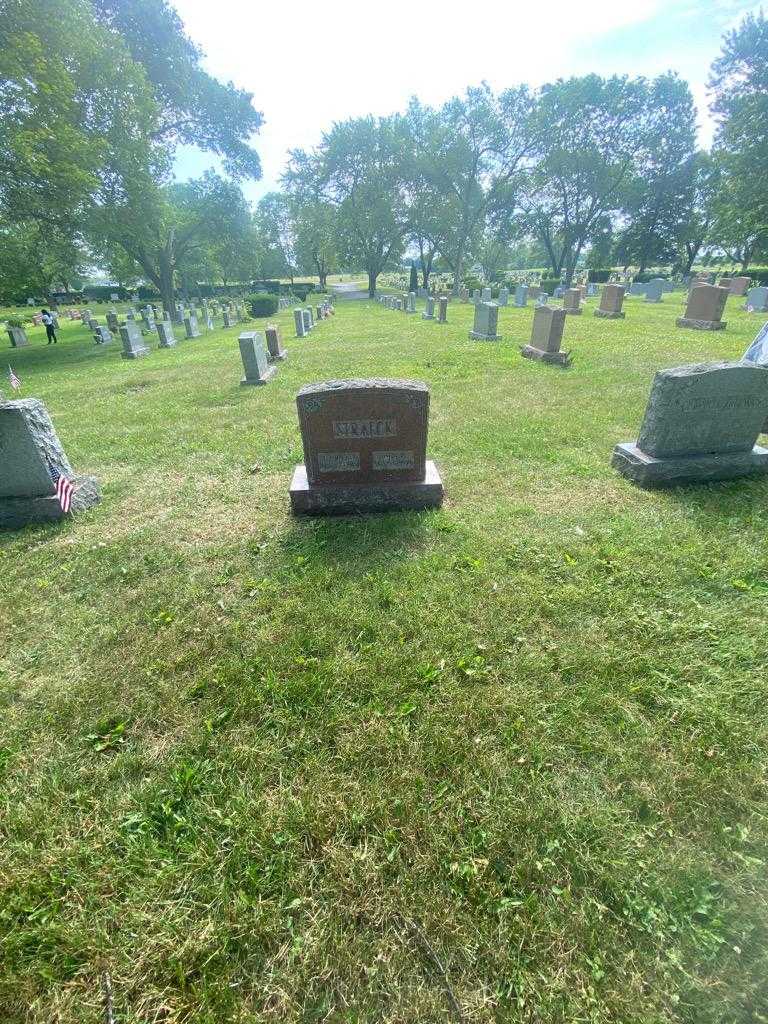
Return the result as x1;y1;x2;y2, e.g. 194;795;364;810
49;466;75;514
8;365;21;390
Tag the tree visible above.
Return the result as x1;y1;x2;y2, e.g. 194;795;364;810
674;152;718;273
522;74;685;284
403;88;538;294
91;0;263;179
708;11;768;271
0;0;157;231
612;75;697;274
285;117;406;297
1;0;264;312
91;171;253;312
0;218;87;303
293;201;337;288
257;193;297;282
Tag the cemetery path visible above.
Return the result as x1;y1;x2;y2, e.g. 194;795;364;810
330;281;369;301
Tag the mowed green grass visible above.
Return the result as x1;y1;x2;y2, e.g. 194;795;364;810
1;295;767;1024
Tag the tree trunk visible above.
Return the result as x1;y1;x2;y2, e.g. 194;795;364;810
452;251;463;296
367;269;378;298
158;245;175;317
319;271;327;289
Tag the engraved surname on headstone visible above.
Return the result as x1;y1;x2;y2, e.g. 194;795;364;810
333;418;397;438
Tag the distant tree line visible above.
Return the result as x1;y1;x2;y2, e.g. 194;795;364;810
1;1;766;304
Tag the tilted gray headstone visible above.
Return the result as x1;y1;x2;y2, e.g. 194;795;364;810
156;320;177;348
120;321;150;359
0;399;101;527
184;314;201;339
239;331;275;386
612;362;768;486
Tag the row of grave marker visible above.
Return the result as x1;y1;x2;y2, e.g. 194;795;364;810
5;291;768;529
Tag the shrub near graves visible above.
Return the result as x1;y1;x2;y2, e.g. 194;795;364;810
540;278;560;295
247;292;280;318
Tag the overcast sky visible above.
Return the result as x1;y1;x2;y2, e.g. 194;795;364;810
173;0;759;205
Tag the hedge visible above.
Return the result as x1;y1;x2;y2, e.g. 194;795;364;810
539;278;559;295
587;269;612;283
247;292;279;317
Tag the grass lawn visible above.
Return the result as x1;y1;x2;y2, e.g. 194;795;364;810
1;294;767;1023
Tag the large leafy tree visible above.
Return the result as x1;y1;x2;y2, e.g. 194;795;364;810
256;193;297;283
1;0;263;312
285;117;406;298
708;11;768;271
403;88;538;294
0;0;156;230
0;219;87;303
612;75;697;274
91;171;253;308
293;201;338;288
522;74;684;284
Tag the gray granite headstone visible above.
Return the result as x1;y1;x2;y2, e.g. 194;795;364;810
612;362;768;486
422;296;435;320
498;287;509;306
93;325;112;344
294;308;307;337
302;309;312;333
265;324;287;361
746;287;768;312
156;320;177;348
481;287;492;302
0;399;101;527
120;321;150;359
437;296;448;323
469;301;500;341
223;310;234;329
184;314;201;339
238;331;275;386
514;285;528;307
644;279;664;303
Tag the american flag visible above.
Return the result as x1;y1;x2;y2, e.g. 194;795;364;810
8;365;21;390
49;466;75;514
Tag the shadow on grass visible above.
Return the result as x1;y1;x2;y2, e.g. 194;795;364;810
276;507;444;577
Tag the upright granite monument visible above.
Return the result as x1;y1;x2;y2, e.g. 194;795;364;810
0;399;101;528
521;306;570;366
594;284;626;319
120;321;150;359
469;301;501;341
437;296;448;323
265;324;287;361
745;287;768;312
289;379;444;514
563;289;582;315
612;362;768;486
238;331;275;386
294;308;307;337
677;284;728;331
422;296;435;320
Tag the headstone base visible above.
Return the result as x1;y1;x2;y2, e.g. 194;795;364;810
612;442;768;487
520;345;572;367
240;365;277;387
564;308;582;315
469;331;502;341
594;309;625;319
676;317;726;331
290;460;444;515
0;475;101;529
121;345;150;359
422;313;434;320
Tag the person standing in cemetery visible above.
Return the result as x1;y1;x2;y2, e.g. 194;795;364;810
41;309;57;345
